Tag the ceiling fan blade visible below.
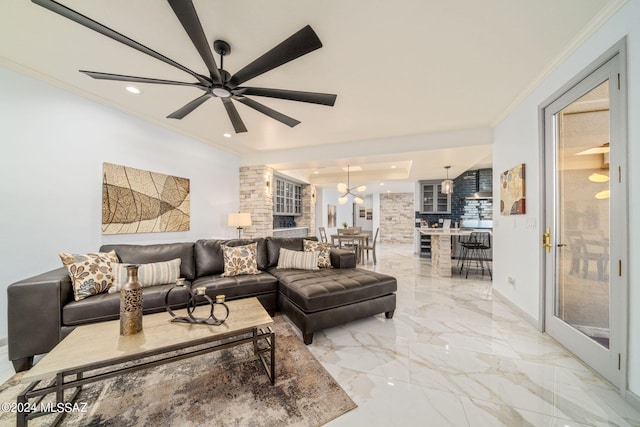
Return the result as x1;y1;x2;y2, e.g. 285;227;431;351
234;97;301;128
167;0;222;84
221;98;248;133
167;93;212;119
80;70;204;88
31;0;210;87
235;87;336;106
228;25;322;88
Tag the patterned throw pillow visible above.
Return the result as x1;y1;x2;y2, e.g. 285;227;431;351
108;258;182;293
221;243;260;277
59;251;119;301
277;248;320;270
303;240;333;269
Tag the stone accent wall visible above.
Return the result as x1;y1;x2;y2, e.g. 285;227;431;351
296;185;316;237
380;192;415;244
239;165;273;238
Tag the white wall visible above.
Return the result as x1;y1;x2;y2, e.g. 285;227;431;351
0;66;241;340
353;195;373;231
315;187;384;239
315;187;353;235
493;0;640;396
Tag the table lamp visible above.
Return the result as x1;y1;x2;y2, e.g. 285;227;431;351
228;213;252;239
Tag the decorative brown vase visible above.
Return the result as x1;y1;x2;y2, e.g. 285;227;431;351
120;265;143;335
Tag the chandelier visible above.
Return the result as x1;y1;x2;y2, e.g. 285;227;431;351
337;165;366;204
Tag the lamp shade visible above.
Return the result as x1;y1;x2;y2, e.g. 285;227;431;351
228;212;252;227
441;179;454;195
441;165;454;194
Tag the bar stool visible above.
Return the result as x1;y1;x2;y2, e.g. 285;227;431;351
459;232;492;279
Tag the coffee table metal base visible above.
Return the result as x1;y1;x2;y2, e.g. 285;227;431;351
17;325;275;426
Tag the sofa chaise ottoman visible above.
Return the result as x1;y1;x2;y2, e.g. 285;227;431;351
7;236;397;372
264;237;396;344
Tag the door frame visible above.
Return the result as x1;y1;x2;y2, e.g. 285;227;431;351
537;38;628;392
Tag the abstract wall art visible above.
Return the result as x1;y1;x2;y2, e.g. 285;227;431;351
500;163;526;215
327;204;336;228
102;162;190;234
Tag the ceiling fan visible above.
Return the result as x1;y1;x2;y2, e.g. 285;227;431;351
32;0;337;133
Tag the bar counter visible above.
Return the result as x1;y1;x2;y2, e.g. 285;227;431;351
419;228;474;277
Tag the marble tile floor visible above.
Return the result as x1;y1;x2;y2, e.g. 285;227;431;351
0;345;12;385
308;243;640;427
0;243;638;426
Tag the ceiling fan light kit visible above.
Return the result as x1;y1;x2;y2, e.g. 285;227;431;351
32;0;337;134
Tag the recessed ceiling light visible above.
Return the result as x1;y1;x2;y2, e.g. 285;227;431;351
314;171;319;174
391;165;397;169
223;133;232;138
380;182;385;186
125;86;141;94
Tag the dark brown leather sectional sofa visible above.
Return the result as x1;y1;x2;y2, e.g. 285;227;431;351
7;237;397;372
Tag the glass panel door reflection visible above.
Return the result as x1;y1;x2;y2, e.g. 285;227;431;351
555;80;610;348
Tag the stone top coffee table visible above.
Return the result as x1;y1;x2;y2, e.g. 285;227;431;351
17;297;274;426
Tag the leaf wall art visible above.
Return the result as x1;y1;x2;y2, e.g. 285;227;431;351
102;163;190;234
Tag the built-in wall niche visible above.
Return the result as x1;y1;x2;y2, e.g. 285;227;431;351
273;216;297;228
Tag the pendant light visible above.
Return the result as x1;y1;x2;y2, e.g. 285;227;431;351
441;166;454;195
338;165;366;204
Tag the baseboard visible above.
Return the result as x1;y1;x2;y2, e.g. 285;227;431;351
625;389;640;412
491;287;539;330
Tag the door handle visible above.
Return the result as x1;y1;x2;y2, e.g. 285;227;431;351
542;228;551;253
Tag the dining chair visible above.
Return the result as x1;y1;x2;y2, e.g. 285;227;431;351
337;228;357;252
319;227;328;243
362;228;379;264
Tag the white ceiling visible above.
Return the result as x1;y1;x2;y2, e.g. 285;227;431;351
0;0;625;186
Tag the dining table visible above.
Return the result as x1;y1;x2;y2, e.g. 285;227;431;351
330;232;371;264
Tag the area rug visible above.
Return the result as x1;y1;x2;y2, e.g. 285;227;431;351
0;316;356;426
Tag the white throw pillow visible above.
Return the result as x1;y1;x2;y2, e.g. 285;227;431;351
277;248;320;270
109;258;182;293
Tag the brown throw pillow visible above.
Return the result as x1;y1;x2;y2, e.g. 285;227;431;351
304;240;333;268
59;251;119;301
221;243;260;277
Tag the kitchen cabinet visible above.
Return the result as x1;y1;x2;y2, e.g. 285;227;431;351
420;180;451;214
274;176;302;216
